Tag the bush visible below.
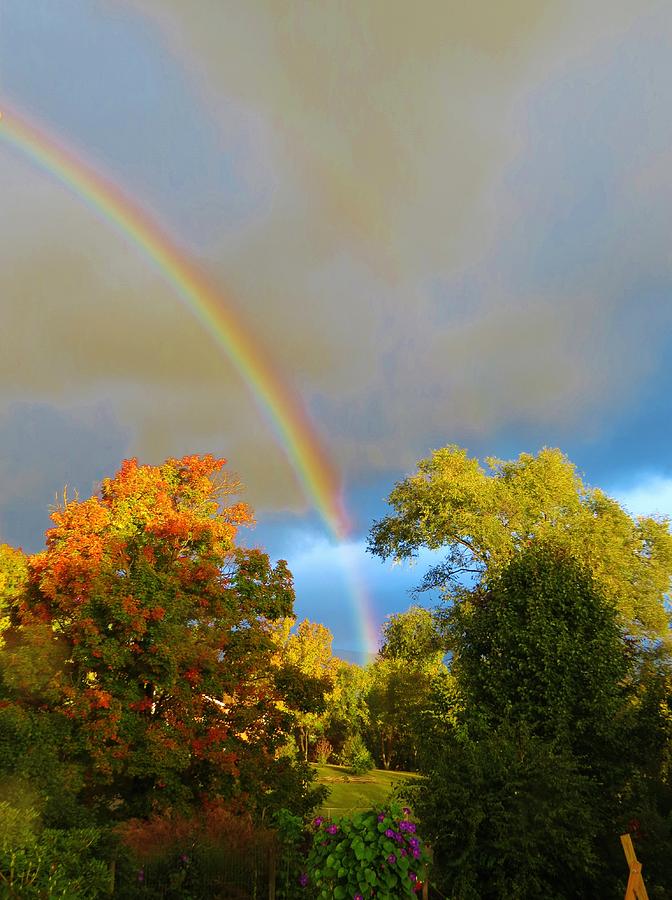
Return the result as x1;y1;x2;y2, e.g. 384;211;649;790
114;799;277;898
409;725;607;899
339;733;374;775
0;802;110;898
314;737;333;765
302;803;430;899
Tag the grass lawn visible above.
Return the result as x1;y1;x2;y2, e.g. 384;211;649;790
312;763;419;817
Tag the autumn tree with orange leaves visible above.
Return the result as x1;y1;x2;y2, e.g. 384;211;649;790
0;455;323;826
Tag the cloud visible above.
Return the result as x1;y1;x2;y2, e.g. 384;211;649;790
3;0;672;532
284;531;446;651
609;474;672;522
0;400;130;552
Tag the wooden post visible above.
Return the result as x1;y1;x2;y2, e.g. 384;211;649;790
621;833;649;900
268;845;276;900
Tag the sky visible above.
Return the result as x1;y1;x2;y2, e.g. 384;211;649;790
2;1;672;660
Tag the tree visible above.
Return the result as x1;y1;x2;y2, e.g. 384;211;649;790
368;446;672;642
322;659;370;759
379;604;445;666
271;618;339;760
366;606;448;770
0;455;319;825
411;544;670;897
446;544;631;763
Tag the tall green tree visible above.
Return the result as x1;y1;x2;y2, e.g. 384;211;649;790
368;446;672;642
271;618;338;760
366;607;449;770
411;544;670;897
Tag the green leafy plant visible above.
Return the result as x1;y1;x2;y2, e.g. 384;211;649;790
303;802;430;899
273;808;310;899
0;803;110;899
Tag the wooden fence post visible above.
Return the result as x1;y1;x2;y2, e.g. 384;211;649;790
620;833;649;900
268;845;276;900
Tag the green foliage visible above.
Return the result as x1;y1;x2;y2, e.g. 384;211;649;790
379;605;445;665
273;808;309;899
271;618;339;761
446;543;631;765
409;726;605;899
305;803;430;899
413;544;672;896
322;660;370;760
368;445;672;642
339;733;374;775
0;802;109;899
366;654;439;771
0;704;90;829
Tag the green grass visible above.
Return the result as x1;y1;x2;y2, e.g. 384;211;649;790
312;763;419;817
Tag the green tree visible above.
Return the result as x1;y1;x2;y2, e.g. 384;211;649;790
322;659;370;759
365;607;449;771
411;544;669;897
368;446;672;642
379;604;445;666
271;618;338;760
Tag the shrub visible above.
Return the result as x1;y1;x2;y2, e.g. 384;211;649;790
339;733;374;775
114;799;277;898
314;737;333;765
409;725;605;899
0;802;110;898
303;803;430;899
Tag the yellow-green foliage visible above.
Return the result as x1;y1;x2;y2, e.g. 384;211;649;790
0;544;27;648
369;446;672;641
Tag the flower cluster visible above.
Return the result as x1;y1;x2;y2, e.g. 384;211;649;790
303;803;430;899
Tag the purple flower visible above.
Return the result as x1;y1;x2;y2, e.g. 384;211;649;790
403;807;411;816
409;837;420;849
377;813;386;822
395;833;404;844
179;854;189;864
354;894;364;900
385;828;395;838
298;872;309;888
327;824;339;835
401;849;407;857
137;869;145;883
409;872;417;882
412;848;421;859
313;816;324;827
387;853;396;865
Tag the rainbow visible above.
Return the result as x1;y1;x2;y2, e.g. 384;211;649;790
0;103;378;656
